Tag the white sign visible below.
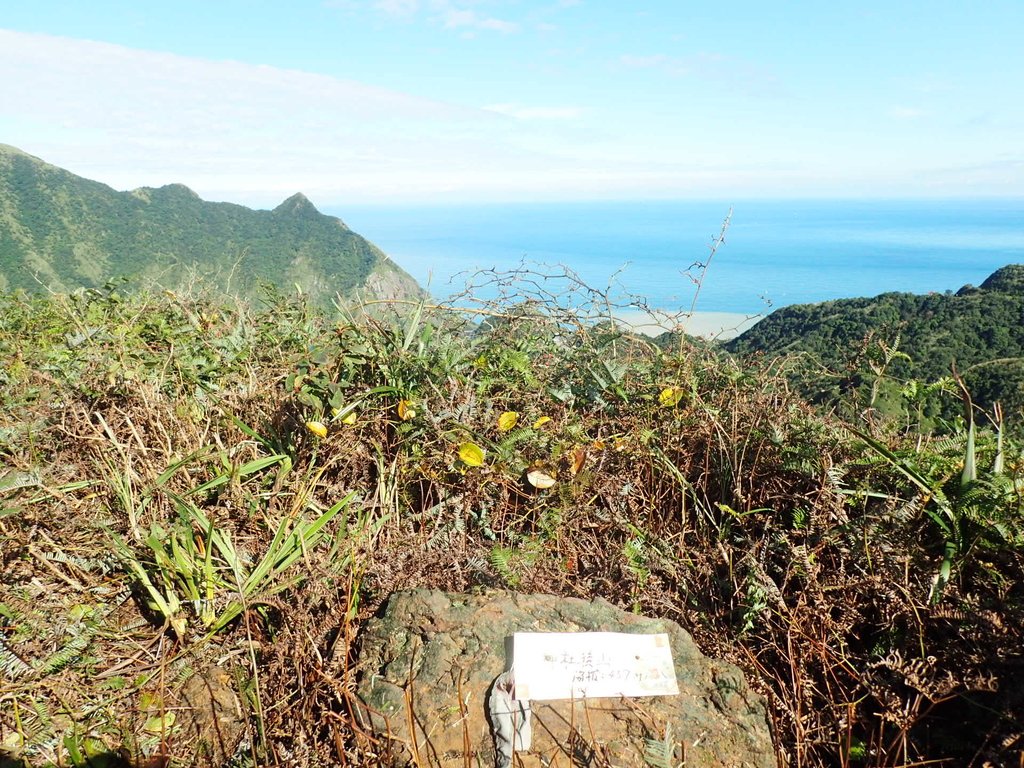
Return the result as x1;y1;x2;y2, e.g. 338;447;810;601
512;632;679;701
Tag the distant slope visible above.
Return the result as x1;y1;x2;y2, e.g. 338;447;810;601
0;144;423;303
724;265;1024;421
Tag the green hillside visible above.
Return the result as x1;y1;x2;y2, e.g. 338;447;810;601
0;144;422;304
724;265;1024;426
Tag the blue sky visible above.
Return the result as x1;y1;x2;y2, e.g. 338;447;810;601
1;1;1022;205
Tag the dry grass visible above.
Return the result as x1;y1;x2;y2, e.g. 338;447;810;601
1;282;1022;767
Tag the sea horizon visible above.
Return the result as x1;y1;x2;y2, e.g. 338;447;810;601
336;198;1024;320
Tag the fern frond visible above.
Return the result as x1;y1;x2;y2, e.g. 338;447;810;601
497;426;533;455
489;546;518;586
34;626;95;677
16;696;57;750
42;549;116;574
170;657;197;686
0;635;33;679
643;723;678;768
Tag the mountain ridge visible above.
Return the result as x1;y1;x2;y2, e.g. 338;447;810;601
0;144;423;303
724;264;1024;423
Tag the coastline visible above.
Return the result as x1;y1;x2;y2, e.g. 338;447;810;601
341;200;1023;320
614;309;763;340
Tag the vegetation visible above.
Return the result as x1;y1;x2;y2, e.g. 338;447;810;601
0;144;422;305
1;275;1021;767
724;265;1024;430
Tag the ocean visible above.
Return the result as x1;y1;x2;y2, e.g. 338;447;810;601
335;199;1024;320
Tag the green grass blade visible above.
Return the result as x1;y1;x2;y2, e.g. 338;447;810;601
961;416;977;488
152;446;217;487
188;453;288;496
850;427;955;540
401;300;425;352
243;491;356;595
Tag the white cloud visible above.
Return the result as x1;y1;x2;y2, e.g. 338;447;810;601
0;30;473;123
618;51;784;97
889;106;926;120
374;0;420;17
5;29;700;204
441;7;520;33
920;156;1024;193
0;29;541;203
485;103;582;120
323;0;420;14
356;0;521;33
1;28;1014;203
619;54;674;71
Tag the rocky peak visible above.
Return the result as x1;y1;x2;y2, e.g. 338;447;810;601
273;192;320;218
156;183;201;200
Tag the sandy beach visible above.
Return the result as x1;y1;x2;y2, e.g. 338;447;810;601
614;309;764;340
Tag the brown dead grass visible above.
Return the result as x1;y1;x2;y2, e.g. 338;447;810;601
1;289;1022;767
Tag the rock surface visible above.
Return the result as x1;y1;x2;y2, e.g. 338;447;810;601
355;590;774;767
173;665;247;765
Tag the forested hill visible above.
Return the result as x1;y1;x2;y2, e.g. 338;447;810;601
0;144;423;303
724;265;1024;420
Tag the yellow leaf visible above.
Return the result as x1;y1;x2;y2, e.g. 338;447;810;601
333;402;359;424
458;442;486;467
497;411;520;432
305;420;328;438
532;416;551;429
526;468;557;489
398;399;417;421
659;386;683;407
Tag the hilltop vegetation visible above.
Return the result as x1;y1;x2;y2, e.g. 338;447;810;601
725;265;1024;429
3;143;1022;766
0;144;422;304
1;279;1022;767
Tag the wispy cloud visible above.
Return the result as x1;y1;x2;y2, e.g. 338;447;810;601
324;0;421;15
373;0;420;18
907;156;1024;197
359;0;521;33
442;7;520;33
1;21;1012;204
4;28;689;204
889;106;926;120
485;103;582;120
0;28;533;203
619;53;674;71
892;74;956;95
618;51;785;97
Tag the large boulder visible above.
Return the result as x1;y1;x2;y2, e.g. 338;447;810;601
355;590;774;767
